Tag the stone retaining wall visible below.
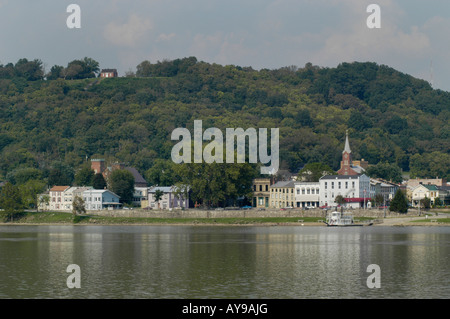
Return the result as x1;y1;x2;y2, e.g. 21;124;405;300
87;208;395;219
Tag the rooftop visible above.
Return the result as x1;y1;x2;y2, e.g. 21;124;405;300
271;181;295;188
50;186;70;192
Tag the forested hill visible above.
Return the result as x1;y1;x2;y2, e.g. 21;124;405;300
0;57;449;183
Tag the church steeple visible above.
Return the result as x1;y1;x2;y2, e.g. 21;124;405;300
343;130;351;154
337;130;357;175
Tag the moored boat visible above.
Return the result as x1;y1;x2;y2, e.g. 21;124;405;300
324;210;372;227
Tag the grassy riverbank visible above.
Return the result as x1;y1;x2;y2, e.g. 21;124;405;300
0;211;329;225
1;211;448;226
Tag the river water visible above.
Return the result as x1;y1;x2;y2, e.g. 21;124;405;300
0;225;448;299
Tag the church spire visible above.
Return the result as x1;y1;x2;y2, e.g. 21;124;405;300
343;130;351;154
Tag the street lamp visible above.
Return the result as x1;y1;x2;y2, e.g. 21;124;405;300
363;189;367;210
417;189;423;216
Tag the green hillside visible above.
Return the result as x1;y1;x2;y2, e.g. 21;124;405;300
0;57;449;184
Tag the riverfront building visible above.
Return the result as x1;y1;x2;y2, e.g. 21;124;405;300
294;182;320;208
269;180;295;208
252;178;271;208
319;174;371;208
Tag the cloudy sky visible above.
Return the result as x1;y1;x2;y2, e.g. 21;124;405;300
0;0;449;91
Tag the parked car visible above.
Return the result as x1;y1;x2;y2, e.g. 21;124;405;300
241;205;252;209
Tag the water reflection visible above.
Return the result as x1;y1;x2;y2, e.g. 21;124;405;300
0;226;448;299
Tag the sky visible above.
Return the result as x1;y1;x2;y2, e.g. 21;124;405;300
0;0;449;91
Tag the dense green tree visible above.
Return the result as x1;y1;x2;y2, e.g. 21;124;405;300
0;182;23;221
389;189;408;214
109;169;135;204
409;152;450;180
145;159;178;186
74;167;95;186
298;162;335;182
335;195;346;206
19;179;46;209
384;115;408;134
72;195;86;216
64;57;100;79
92;173;107;190
14;58;44;81
6;167;42;185
175;161;256;208
420;197;431;210
47;162;74;186
154;189;164;209
47;65;64;80
365;162;403;184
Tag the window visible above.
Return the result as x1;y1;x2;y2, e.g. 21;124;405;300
265;185;268;192
331;182;334;189
338;182;341;189
302;188;305;194
296;189;300;195
325;182;327;189
259;185;262;192
345;182;348;188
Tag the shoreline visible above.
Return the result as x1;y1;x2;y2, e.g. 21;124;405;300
0;221;448;227
1;211;448;227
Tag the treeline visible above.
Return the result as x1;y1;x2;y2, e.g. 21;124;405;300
0;57;99;81
0;57;449;203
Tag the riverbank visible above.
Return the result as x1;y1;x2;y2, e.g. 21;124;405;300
0;211;448;226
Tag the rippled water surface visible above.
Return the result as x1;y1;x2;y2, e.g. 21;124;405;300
0;225;449;299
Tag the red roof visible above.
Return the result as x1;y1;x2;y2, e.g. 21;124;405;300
50;186;70;192
344;197;372;202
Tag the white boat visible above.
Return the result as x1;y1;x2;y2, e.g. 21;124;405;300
324;210;372;227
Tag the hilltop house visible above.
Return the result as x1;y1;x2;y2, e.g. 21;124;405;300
100;69;118;78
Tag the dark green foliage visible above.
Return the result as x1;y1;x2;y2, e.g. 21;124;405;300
365;162;403;184
389;189;408;214
0;58;44;81
92;173;107;190
74;166;95;186
0;182;23;221
109;169;135;204
0;57;448;184
47;162;74;187
298;162;335;182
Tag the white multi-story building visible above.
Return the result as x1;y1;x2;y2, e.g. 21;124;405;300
319;174;371;208
147;186;190;210
61;186;94;211
49;186;70;211
82;189;121;210
294;182;320;208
